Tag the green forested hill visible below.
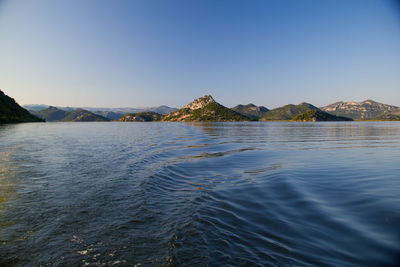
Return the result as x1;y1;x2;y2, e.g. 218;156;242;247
0;90;44;123
34;106;110;122
292;110;353;121
34;106;69;121
231;104;269;119
59;109;110;122
261;103;319;121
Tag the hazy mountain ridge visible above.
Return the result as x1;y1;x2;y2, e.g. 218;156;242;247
85;105;177;115
321;100;400;120
23;104;51;112
24;104;177;115
34;106;109;122
0;90;44;123
232;104;269;119
162;95;251;121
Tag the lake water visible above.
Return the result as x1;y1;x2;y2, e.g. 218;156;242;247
0;122;399;266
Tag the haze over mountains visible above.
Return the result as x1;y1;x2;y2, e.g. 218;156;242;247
24;104;177;115
24;104;178;121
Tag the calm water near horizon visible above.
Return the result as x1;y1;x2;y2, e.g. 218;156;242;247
0;122;399;266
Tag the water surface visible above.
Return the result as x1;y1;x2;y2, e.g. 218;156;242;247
0;122;399;266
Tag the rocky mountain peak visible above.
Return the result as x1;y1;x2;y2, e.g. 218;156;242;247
162;95;250;121
321;99;399;120
183;95;215;110
363;99;377;105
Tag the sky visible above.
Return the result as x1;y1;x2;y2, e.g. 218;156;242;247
0;0;399;109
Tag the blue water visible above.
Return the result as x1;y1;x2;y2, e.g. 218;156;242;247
0;122;399;266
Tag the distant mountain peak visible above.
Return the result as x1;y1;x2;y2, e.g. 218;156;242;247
298;102;318;109
183;95;215;111
244;103;257;107
231;103;269;119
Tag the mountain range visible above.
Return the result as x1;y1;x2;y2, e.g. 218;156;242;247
2;89;400;123
33;107;110;122
23;104;178;121
24;104;177;115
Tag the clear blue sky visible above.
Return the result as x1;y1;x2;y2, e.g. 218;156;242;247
0;0;399;108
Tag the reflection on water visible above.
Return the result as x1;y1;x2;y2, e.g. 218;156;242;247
0;152;18;229
0;122;399;266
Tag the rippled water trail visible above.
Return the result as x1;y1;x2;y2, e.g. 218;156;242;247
0;122;399;266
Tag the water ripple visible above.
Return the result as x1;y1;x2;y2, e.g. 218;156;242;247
0;122;399;266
